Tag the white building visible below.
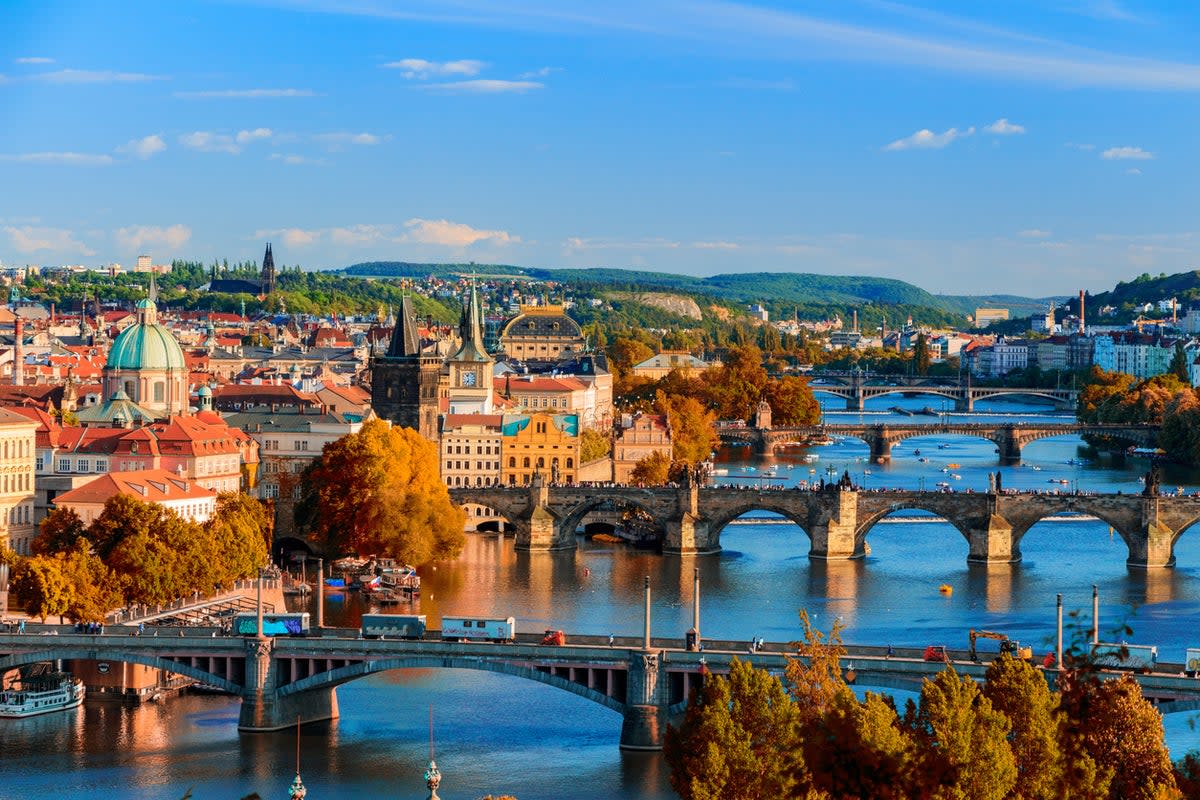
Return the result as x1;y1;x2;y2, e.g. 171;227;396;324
52;468;217;525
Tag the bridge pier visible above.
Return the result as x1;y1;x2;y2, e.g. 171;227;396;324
865;426;892;463
966;514;1021;564
996;429;1022;465
955;393;974;413
1126;503;1178;568
810;490;865;560
620;651;667;750
663;484;720;555
846;391;864;412
514;475;577;552
237;637;340;732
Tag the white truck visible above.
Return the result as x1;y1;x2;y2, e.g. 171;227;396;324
1090;642;1158;672
440;616;517;643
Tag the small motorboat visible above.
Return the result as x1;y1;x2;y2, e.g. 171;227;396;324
939;584;953;595
951;474;962;480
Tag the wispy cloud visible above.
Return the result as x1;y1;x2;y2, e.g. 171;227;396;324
564;237;681;251
263;219;519;249
4;225;94;256
269;153;329;166
884;126;974;151
0;152;113;166
312;132;387;148
985;118;1025;135
114;224;192;253
179;132;240;154
236;127;273;144
1070;0;1140;22
255;227;322;247
31;69;164;84
15;57;54;65
518;66;561;79
382;58;486;79
277;1;1200;91
1101;146;1154;160
418;79;544;94
116;134;166;160
1126;168;1143;175
1018;228;1052;238
693;241;740;249
173;88;316;98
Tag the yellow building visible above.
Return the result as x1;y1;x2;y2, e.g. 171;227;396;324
501;412;579;486
0;408;39;554
612;412;672;483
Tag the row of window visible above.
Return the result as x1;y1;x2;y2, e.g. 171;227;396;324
0;472;33;493
446;444;499;456
0;439;31;460
447;476;498;486
447;461;499;472
260;439;309;451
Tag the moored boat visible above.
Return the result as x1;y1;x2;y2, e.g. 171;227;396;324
0;671;85;719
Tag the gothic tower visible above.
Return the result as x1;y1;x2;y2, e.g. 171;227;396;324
370;295;441;440
446;281;493;415
261;242;276;295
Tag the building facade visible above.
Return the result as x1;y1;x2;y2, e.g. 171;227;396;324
369;295;442;440
500;413;579;486
612;413;672;483
0;408;38;554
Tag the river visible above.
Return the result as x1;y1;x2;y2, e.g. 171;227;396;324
4;395;1200;799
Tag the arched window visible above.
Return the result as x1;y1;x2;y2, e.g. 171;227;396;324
551;457;560;468
124;380;134;396
536;457;545;468
509;457;516;468
566;458;574;469
522;457;530;468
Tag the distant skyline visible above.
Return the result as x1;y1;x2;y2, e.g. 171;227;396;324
2;0;1197;295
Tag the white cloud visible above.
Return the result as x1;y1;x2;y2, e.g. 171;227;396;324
174;88;315;98
1066;142;1096;151
418;79;544;94
313;132;387;148
382;59;486;79
256;227;321;247
693;241;739;249
236;128;274;144
114;224;192;253
179;131;239;154
564;236;681;250
269;153;328;166
116;134;166;160
1018;228;1052;238
329;225;394;247
884;126;975;151
15;57;54;65
1102;146;1154;160
1126;168;1143;175
0;152;113;166
402;218;518;247
5;225;95;256
985;118;1026;135
31;69;164;84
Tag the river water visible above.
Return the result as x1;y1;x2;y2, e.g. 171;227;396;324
5;396;1200;799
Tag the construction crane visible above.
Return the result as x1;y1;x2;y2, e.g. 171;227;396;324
969;629;1032;662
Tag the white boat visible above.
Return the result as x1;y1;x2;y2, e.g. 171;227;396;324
711;468;729;476
0;672;85;718
763;466;778;478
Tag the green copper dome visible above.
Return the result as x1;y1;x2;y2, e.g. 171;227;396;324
105;303;186;372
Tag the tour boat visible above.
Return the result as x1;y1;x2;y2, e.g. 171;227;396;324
0;672;85;719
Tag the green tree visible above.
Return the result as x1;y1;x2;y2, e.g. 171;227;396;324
1170;341;1191;383
630;451;671;485
904;669;1017;800
32;506;86;555
61;539;122;622
298;419;465;564
664;657;804;800
205;493;271;586
982;654;1064;799
706;344;769;420
11;555;72;621
914;332;931;375
86;493;167;560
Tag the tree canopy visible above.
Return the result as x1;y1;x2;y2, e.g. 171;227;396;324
298;419;465;564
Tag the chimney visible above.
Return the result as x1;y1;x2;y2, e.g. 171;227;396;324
13;317;23;387
1078;290;1086;334
852;309;858;334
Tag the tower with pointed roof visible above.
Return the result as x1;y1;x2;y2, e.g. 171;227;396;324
447;281;493;415
261;242;276;295
369;295;441;439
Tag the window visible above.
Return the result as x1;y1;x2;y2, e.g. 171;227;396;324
35;457;43;471
522;457;530;468
95;459;107;473
153;382;165;403
58;458;70;472
77;459;89;473
566;458;574;469
508;457;516;468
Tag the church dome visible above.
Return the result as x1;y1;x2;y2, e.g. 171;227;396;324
105;301;187;372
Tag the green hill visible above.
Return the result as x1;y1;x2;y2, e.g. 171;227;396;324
1084;271;1200;314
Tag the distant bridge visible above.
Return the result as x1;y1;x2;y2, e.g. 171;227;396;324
450;479;1192;568
717;422;1160;463
806;371;1078;412
4;628;1200;750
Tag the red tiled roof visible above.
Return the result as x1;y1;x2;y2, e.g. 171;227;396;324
54;468;217;506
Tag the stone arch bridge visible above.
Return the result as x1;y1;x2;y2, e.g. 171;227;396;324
718;422;1159;463
807;373;1078;412
450;479;1200;569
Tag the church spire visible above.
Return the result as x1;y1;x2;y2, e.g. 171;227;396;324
262;242;277;294
450;279;489;364
385;295;421;358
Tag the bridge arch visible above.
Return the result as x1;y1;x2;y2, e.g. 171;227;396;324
0;647;241;694
557;495;666;543
860;387;960;404
704;501;814;543
276;655;627;715
854;503;974;552
970;388;1071;406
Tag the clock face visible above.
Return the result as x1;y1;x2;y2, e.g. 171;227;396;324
462;371;476;387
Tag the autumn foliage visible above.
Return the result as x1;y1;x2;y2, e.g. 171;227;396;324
297;419;465;565
667;616;1188;800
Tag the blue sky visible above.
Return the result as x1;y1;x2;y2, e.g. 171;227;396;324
1;0;1197;295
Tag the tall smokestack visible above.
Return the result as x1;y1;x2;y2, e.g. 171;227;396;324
13;317;23;386
852;309;858;333
1078;290;1086;334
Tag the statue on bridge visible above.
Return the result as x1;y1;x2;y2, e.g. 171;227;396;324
1144;465;1161;498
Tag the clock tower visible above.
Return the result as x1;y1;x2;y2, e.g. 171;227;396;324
370;295;441;440
447;281;493;415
